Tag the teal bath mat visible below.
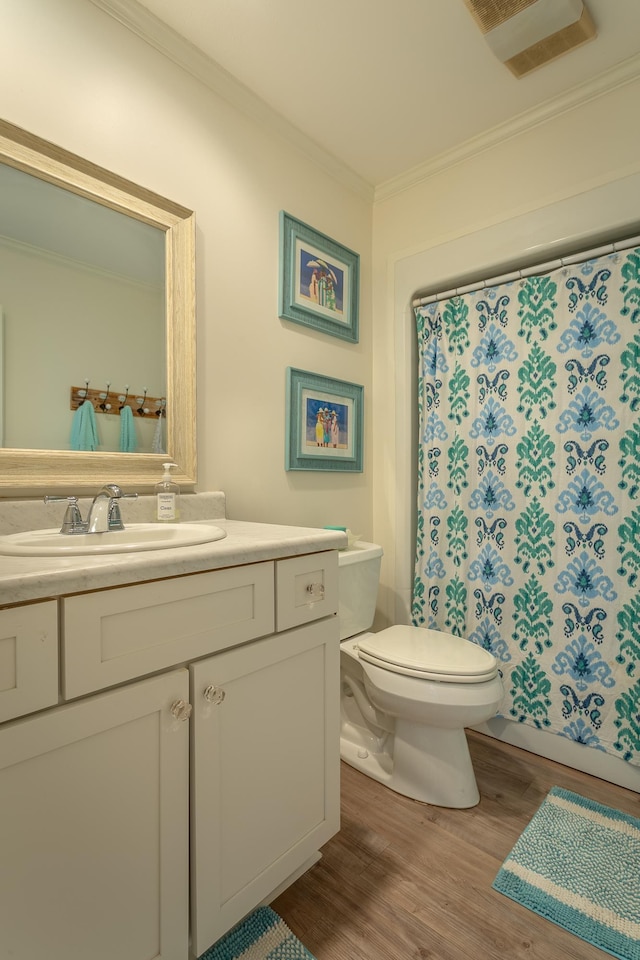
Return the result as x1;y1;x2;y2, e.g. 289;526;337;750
199;906;316;960
493;786;640;960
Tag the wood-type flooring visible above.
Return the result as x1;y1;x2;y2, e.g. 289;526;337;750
272;730;640;960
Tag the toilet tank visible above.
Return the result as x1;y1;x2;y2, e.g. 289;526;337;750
337;541;383;641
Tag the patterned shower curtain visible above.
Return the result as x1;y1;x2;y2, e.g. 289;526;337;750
412;245;640;766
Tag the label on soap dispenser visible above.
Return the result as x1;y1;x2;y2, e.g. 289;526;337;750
157;492;176;521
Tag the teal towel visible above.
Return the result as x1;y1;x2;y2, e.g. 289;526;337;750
70;400;98;451
119;405;137;452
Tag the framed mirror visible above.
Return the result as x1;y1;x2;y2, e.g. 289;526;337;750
0;119;196;495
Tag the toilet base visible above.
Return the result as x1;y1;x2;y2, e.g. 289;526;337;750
393;720;480;807
340;721;480;808
340;733;393;783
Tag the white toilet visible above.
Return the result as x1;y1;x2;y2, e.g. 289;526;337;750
338;541;503;808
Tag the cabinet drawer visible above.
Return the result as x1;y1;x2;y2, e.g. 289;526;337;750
62;563;274;699
275;551;338;632
0;601;58;722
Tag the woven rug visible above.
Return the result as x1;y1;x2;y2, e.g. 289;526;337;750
493;786;640;960
199;906;316;960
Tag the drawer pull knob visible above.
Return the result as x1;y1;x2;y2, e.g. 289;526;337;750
204;685;226;705
170;699;193;721
306;582;325;601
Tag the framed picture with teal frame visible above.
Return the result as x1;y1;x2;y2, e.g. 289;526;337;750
279;212;359;343
285;367;363;472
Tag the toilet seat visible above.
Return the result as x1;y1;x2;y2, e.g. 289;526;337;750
356;625;498;683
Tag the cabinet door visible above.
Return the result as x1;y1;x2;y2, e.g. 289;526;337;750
190;618;340;955
0;669;190;960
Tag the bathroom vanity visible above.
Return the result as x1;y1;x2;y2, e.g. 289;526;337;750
0;503;343;960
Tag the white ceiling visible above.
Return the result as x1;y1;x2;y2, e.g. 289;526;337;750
122;0;640;188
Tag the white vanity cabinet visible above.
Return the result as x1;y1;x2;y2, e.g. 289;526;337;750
0;545;340;960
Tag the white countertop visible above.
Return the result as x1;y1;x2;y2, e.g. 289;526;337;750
0;519;347;605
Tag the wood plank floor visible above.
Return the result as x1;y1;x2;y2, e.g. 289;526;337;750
272;730;640;960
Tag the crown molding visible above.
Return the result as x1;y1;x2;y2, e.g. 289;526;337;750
0;233;159;289
89;0;374;202
375;52;640;203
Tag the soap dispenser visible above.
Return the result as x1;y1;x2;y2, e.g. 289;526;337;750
155;462;180;522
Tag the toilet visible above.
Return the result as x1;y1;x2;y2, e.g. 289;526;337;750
338;541;503;808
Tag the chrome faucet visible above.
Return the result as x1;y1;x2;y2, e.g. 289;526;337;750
45;484;138;535
86;483;137;533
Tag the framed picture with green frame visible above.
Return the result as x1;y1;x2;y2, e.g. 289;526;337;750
279;212;359;343
285;367;363;472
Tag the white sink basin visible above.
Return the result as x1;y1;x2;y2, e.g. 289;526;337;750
0;523;227;557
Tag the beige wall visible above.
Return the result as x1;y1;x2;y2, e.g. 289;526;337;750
2;0;373;534
372;76;640;626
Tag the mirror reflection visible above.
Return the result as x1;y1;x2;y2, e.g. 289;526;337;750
0;164;166;453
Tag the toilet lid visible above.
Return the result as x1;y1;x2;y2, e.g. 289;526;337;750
356;626;498;682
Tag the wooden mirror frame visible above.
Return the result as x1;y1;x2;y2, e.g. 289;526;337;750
0;119;196;496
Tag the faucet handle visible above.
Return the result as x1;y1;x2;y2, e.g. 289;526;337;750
107;491;138;531
44;495;86;534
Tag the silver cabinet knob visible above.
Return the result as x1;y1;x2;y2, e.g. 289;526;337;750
306;582;325;601
170;699;193;721
203;684;226;705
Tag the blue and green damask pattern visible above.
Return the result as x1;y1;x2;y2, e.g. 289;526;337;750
413;246;640;765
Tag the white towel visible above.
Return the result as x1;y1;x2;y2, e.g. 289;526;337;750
152;412;165;454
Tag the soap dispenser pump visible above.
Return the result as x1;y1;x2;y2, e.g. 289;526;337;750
155;462;180;522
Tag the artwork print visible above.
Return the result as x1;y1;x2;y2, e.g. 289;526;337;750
302;390;353;458
294;239;349;325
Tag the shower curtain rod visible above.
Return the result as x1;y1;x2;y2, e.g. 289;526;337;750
412;232;640;308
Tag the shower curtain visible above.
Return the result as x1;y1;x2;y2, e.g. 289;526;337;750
412;244;640;766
